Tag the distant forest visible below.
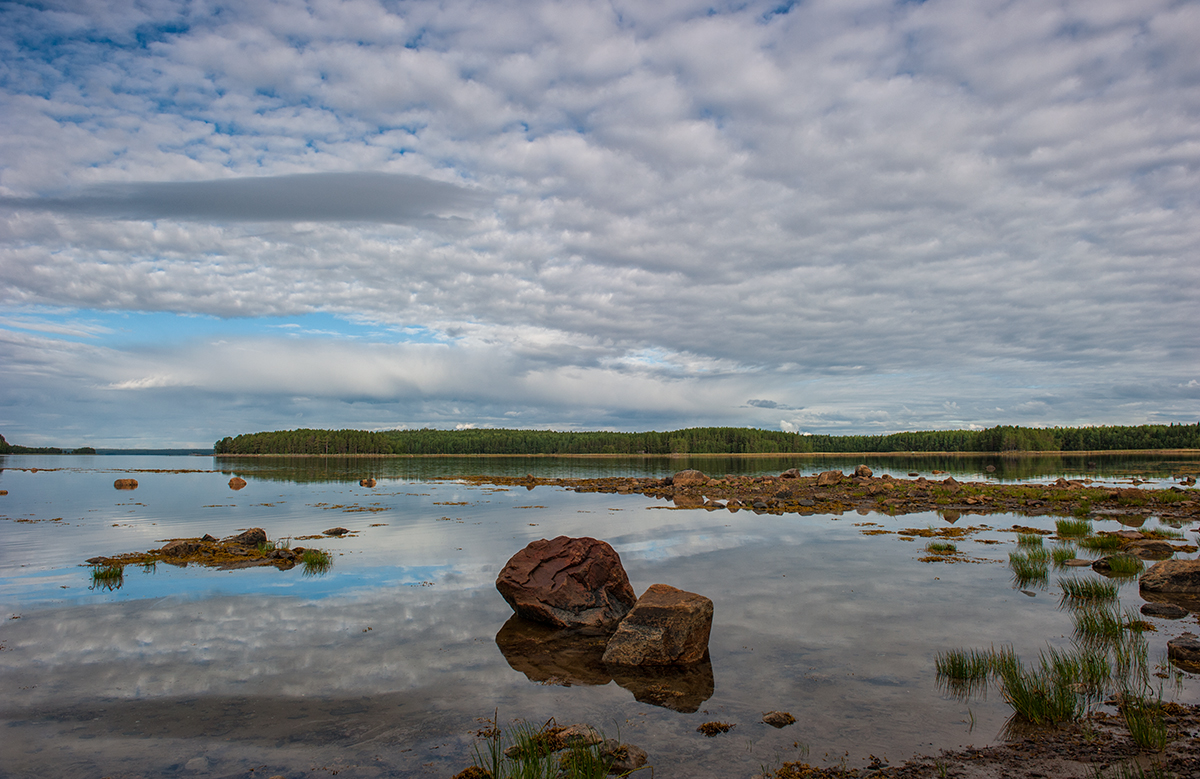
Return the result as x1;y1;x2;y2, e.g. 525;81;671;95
212;423;1200;456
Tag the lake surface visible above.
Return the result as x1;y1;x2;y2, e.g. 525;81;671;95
1;453;1198;778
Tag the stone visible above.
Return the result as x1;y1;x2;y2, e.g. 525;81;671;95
762;711;797;728
227;528;267;547
1141;559;1200;595
1126;539;1178;560
450;768;491;779
854;464;873;478
602;583;713;666
114;478;138;490
672;469;708;487
985;465;996;472
323;527;349;536
1168;633;1200;672
780;468;801;479
496;536;637;630
161;540;200;557
228;477;247;490
816;470;843;486
599;740;648;773
1141;602;1188;619
359;478;376;487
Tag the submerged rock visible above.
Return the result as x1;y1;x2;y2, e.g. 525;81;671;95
1168;633;1200;672
228;477;247;490
228;528;268;547
1141;602;1188;619
602;583;713;666
113;478;138;490
323;527;349;536
762;711;797;728
608;658;715;712
496;536;637;630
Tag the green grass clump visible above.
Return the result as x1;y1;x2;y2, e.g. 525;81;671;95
1072;501;1092;518
1017;533;1045;547
1051;545;1077;567
1056;518;1092;537
994;651;1082;725
1073;604;1128;647
470;719;633;779
1059;577;1118;606
1121;695;1168;751
301;548;333;575
1079;535;1124;552
1009;551;1049;587
1143;526;1184;540
1106;555;1145;576
90;563;124;590
925;541;958;554
935;648;991;699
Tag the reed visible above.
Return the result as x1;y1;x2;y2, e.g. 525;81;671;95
1051;545;1077;567
1017;533;1044;547
1059;577;1118;606
1009;552;1049;587
301;548;333;575
1079;535;1124;552
1120;695;1168;751
1107;555;1144;576
925;541;958;554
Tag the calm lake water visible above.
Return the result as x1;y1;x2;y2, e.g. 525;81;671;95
1;453;1199;779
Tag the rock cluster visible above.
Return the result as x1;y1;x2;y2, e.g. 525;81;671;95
495;532;715;708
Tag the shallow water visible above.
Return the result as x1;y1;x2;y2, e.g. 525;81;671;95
1;454;1198;778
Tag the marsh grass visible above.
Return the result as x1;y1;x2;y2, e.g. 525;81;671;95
1056;518;1093;537
1059;578;1118;606
1143;526;1184;540
1010;551;1049;587
935;648;991;699
994;651;1081;725
1121;695;1168;751
925;541;958;554
1079;535;1125;552
1017;533;1045;547
1107;555;1145;577
1072;501;1092;519
90;563;124;590
1052;545;1078;567
471;719;639;779
301;548;333;576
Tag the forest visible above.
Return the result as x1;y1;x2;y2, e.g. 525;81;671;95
211;423;1200;456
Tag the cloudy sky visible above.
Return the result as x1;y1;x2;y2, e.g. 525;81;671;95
1;0;1198;448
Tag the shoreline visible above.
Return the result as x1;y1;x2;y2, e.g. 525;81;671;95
209;448;1200;459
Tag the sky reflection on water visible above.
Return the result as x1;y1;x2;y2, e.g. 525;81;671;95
1;455;1199;778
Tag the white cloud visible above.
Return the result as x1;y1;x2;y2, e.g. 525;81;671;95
0;0;1198;445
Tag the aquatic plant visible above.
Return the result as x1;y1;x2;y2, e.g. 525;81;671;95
1059;577;1118;606
1051;545;1077;567
1143;526;1184;540
993;651;1081;725
1079;535;1124;552
925;541;957;555
90;563;124;590
470;718;642;779
935;648;991;699
1121;695;1168;751
1056;518;1092;537
301;548;333;576
1009;551;1049;587
1017;533;1044;547
1106;555;1145;577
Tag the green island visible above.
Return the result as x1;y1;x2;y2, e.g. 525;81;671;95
212;423;1200;456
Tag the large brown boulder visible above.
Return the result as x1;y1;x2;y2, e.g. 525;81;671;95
672;470;708;487
226;528;267;547
854;464;873;478
496;536;637;630
228;477;247;490
602;583;713;666
816;470;843;486
1141;559;1200;594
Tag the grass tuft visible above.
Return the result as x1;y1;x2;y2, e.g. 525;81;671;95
1009;551;1049;587
1017;533;1045;547
90;563;124;590
925;541;958;554
1079;535;1125;552
1107;555;1145;577
1052;545;1078;567
301;548;333;576
1056;518;1093;537
1059;577;1119;606
1121;695;1168;751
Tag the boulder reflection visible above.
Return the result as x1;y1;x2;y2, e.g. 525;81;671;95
495;616;714;712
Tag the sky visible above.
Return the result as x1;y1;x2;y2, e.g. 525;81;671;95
1;0;1198;448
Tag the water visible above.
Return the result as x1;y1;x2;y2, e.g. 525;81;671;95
1;454;1198;778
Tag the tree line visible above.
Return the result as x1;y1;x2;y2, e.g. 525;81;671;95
212;423;1200;456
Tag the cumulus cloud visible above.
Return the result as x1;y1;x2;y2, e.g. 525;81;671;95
0;0;1197;445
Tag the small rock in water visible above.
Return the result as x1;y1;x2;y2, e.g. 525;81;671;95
1142;602;1188;619
114;478;139;490
228;477;247;490
599;739;648;772
672;469;708;487
323;527;349;536
854;464;873;478
359;478;376;488
762;710;796;728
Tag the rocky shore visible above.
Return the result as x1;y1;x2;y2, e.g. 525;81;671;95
448;467;1200;524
